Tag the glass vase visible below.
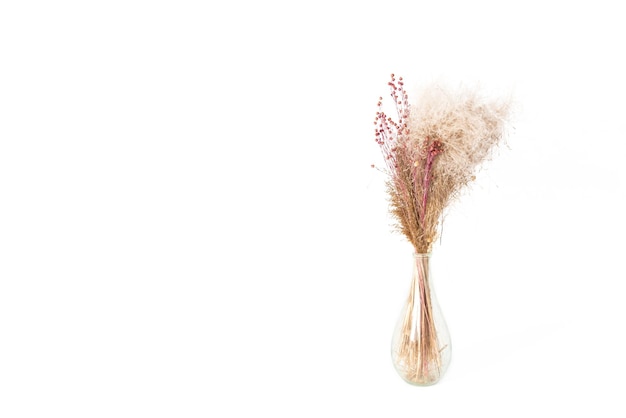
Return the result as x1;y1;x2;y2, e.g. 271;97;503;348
391;253;451;386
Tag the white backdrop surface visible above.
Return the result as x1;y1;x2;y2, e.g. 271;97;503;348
1;1;625;416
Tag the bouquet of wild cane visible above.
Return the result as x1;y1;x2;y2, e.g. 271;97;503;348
373;75;510;385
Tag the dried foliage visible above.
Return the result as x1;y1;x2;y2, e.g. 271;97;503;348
374;75;510;253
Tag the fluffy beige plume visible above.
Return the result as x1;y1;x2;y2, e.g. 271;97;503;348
411;85;510;251
412;86;510;191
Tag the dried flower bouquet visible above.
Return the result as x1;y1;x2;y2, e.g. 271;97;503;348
374;75;510;385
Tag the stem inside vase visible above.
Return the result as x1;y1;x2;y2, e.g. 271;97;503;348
392;253;451;385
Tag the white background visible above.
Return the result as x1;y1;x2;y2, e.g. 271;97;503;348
1;1;625;416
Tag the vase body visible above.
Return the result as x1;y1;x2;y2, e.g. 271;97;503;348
391;253;451;385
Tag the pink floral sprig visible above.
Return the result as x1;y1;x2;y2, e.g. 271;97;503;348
374;74;410;173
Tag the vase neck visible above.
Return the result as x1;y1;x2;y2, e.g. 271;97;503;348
412;253;432;288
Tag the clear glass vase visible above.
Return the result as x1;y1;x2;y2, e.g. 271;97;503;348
391;253;451;386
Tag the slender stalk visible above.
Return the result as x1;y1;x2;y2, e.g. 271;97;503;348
419;140;443;223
